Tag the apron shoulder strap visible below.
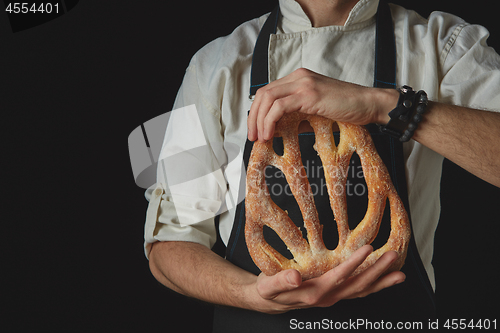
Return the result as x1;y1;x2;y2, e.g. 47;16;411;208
374;0;397;89
249;5;280;97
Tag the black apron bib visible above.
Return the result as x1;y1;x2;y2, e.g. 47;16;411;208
214;2;435;331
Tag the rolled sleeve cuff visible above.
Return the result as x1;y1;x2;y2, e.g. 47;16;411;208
144;185;219;259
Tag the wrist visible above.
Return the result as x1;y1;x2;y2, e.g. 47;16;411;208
371;88;399;124
240;278;263;311
378;86;429;142
237;274;281;313
241;280;277;314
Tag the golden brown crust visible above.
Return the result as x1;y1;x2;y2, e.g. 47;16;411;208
245;113;411;280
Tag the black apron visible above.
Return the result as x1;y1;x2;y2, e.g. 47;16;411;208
214;1;435;331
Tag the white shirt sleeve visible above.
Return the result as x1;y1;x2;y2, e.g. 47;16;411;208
438;14;500;111
143;57;229;259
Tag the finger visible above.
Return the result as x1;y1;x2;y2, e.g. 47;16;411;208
271;245;373;303
262;93;304;141
322;245;374;284
361;250;399;279
336;250;401;300
256;87;286;142
258;81;309;141
249;69;313;141
248;82;286;141
348;270;406;299
248;87;264;141
256;269;302;300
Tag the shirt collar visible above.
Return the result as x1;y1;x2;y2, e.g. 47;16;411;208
278;0;380;31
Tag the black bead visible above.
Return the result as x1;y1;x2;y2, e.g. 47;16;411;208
418;91;428;104
407;122;418;131
416;104;426;114
413;114;422;123
400;133;410;142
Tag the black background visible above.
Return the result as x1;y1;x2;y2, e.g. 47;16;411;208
2;1;499;331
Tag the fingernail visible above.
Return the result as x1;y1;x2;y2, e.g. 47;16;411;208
263;129;269;141
287;272;299;287
394;278;405;286
248;129;254;141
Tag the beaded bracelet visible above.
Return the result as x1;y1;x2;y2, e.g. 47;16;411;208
379;85;428;142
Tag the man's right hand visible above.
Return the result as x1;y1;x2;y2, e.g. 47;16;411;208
149;242;405;315
247;245;406;314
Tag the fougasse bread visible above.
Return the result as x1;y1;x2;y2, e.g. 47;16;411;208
245;112;410;280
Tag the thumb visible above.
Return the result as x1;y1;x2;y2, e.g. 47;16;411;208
256;269;302;300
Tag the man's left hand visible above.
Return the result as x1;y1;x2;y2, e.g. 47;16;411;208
247;68;397;142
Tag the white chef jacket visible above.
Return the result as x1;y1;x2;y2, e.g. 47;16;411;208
143;0;500;290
